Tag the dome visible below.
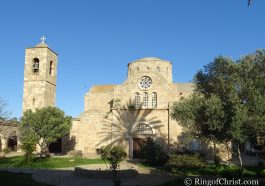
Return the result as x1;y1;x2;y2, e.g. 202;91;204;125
129;57;171;65
137;57;163;61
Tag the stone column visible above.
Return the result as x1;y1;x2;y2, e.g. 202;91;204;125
129;137;133;159
125;134;133;159
17;139;22;152
1;138;7;150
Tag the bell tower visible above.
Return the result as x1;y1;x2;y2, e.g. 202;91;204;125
22;36;58;113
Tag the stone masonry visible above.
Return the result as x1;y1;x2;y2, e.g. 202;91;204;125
21;41;231;160
22;42;57;113
69;57;198;158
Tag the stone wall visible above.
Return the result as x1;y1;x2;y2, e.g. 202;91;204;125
70;57;194;158
22;44;57;113
0;122;19;151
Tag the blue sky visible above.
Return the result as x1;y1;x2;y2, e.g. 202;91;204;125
0;0;265;118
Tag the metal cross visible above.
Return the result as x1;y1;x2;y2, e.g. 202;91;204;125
41;36;46;44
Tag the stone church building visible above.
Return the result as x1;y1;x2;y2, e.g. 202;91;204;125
22;39;226;159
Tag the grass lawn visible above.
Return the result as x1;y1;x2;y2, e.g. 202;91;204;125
0;171;54;186
0;156;104;169
158;164;265;186
169;164;265;177
138;161;265;177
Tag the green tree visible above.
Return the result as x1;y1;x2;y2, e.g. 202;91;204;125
172;52;265;167
21;106;72;156
237;50;265;157
20;128;37;162
172;93;231;163
195;56;249;167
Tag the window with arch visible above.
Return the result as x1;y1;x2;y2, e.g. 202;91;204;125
49;61;53;75
32;98;36;106
152;92;157;108
143;92;148;108
157;67;160;72
135;123;153;135
32;58;40;74
134;92;140;108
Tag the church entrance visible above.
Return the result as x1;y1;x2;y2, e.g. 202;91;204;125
133;138;148;159
131;123;154;159
7;136;17;151
49;138;62;153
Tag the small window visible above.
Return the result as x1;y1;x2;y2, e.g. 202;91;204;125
147;67;150;70
157;67;160;72
152;92;157;108
134;93;140;108
136;67;139;71
135;123;153;135
49;61;53;75
32;58;39;74
32;98;36;106
143;92;148;108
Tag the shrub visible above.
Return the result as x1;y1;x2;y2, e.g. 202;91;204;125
0;148;11;158
217;165;242;178
141;138;168;166
173;149;205;159
2;148;11;155
258;161;264;168
20;130;37;163
68;150;82;158
166;153;205;170
97;145;127;186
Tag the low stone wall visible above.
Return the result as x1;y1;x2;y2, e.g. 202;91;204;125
75;167;138;179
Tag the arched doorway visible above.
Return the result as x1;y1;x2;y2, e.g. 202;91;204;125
132;123;153;159
49;138;62;153
7;137;17;151
7;131;17;151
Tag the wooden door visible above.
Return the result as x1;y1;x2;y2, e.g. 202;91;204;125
133;138;147;159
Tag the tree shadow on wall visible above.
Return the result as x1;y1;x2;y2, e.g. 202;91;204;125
96;100;162;147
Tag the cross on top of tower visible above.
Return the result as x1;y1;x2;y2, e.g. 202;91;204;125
41;36;46;44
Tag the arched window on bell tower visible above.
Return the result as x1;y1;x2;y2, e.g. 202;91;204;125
49;61;53;75
32;58;39;74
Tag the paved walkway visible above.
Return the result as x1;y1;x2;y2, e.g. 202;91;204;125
0;160;177;186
